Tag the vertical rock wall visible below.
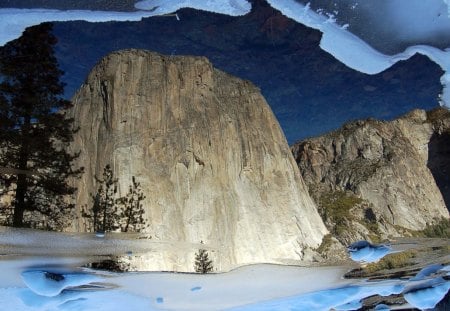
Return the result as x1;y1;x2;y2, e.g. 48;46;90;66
69;49;327;271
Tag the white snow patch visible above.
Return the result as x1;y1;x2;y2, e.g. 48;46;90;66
266;0;450;107
404;281;450;309
0;8;157;46
21;271;101;297
230;282;404;310
134;0;251;16
0;287;154;311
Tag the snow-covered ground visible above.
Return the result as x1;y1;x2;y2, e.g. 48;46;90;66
0;228;449;310
1;256;448;311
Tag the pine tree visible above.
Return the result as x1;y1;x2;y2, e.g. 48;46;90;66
194;242;214;274
118;176;147;232
92;164;120;233
0;23;82;229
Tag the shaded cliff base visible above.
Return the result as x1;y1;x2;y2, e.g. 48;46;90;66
293;107;450;251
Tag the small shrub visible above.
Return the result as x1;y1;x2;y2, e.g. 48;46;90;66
318;190;362;235
194;243;213;274
364;250;417;273
316;234;333;254
426;107;450;125
417;218;450;238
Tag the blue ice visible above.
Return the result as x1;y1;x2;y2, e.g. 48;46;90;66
333;299;362;310
347;241;391;263
374;304;390;310
410;264;443;281
230;283;404;310
404;280;450;309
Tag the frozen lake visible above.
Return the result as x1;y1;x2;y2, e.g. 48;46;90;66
0;227;449;310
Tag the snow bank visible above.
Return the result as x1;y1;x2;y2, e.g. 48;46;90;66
266;0;450;107
0;1;251;46
0;287;154;311
0;249;449;311
230;282;404;310
404;280;450;309
0;8;156;46
134;0;251;16
21;270;101;297
347;241;392;263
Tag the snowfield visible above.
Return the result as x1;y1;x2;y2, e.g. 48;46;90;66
0;228;449;310
0;257;448;310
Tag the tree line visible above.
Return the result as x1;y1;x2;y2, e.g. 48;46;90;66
82;164;147;233
0;23;146;232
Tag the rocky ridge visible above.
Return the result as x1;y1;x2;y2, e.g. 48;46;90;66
292;108;450;245
69;49;328;272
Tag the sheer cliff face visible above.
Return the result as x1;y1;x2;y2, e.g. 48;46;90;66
292;109;449;241
69;49;327;271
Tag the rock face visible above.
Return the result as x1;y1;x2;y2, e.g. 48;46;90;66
69;49;327;272
292;109;450;243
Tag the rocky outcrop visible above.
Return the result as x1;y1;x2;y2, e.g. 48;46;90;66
292;109;450;243
69;49;328;272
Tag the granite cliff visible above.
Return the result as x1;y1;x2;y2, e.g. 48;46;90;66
69;49;328;272
292;109;450;245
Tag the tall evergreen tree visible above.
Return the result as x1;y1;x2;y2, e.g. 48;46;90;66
92;165;120;233
0;23;82;229
82;169;147;234
118;176;147;232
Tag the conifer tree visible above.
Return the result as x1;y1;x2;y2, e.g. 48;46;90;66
194;242;214;274
0;23;82;229
93;164;120;233
118;176;147;232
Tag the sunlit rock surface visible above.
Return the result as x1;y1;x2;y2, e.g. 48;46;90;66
292;109;450;242
68;49;327;271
